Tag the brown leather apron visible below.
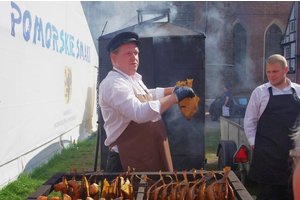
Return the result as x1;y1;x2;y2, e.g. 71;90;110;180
110;84;173;172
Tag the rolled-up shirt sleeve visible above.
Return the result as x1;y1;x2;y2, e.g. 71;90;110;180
149;87;165;100
105;78;161;124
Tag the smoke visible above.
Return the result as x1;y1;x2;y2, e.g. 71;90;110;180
200;2;256;97
163;104;205;156
204;8;227;66
82;1;178;52
82;1;257;98
98;1;144;34
200;3;228;98
97;1;177;35
240;57;257;93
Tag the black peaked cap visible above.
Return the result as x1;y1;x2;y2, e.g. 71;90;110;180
106;32;142;52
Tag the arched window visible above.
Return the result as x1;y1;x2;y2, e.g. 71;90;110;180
233;23;246;83
264;24;283;82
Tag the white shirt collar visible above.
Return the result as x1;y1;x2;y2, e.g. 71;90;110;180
267;78;293;92
113;67;142;82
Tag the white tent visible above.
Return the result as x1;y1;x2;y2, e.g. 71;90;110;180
0;1;98;188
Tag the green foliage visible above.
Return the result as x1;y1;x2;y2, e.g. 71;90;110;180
204;128;221;170
0;133;98;199
0;173;44;200
205;128;221;153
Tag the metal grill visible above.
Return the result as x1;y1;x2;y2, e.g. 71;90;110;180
27;170;253;200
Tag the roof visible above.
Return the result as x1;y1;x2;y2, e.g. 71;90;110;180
99;22;205;40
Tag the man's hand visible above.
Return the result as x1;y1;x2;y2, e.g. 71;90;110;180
174;86;195;102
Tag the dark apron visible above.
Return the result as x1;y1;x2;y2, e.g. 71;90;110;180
249;87;300;184
109;81;173;172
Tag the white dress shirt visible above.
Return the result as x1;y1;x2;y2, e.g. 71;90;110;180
98;67;165;152
244;78;300;146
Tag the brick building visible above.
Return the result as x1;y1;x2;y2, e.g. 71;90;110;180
193;1;293;97
82;1;293;98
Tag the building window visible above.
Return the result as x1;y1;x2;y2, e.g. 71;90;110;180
289;59;295;73
233;23;246;83
286;46;290;58
264;24;283;82
290;21;295;32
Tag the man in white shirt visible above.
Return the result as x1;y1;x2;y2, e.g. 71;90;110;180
98;32;195;172
244;54;300;200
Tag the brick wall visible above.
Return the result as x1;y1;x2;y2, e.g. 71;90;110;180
194;1;293;98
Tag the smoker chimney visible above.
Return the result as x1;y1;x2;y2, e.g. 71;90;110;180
137;6;170;24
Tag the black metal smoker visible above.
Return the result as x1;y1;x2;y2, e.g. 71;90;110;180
95;7;206;171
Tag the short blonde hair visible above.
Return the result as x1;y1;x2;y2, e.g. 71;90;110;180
266;54;287;70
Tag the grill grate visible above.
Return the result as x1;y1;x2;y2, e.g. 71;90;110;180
27;170;253;200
